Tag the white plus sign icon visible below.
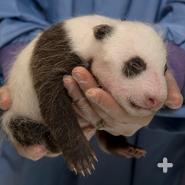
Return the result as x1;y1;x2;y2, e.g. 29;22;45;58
157;157;173;173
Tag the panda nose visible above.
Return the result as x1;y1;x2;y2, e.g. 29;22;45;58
145;96;162;109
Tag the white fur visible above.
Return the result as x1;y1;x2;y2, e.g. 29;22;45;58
90;21;167;116
2;36;43;136
64;15;121;59
2;15;167;138
66;16;167;116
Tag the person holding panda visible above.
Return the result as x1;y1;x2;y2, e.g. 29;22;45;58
0;0;185;185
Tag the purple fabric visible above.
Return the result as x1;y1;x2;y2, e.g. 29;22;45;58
0;43;28;81
166;42;185;97
0;42;185;97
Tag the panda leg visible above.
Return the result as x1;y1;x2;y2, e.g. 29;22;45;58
96;130;146;158
8;117;60;153
35;78;97;175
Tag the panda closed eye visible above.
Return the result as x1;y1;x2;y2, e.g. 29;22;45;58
123;57;146;78
164;63;168;75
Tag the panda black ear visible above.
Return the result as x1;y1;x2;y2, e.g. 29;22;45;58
93;24;113;40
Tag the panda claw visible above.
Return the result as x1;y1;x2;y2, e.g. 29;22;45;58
81;170;85;177
87;168;91;175
91;163;95;171
93;154;98;162
73;167;77;175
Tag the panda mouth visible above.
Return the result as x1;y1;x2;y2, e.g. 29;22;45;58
129;100;151;111
130;101;143;109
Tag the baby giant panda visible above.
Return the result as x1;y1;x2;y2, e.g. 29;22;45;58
1;15;167;176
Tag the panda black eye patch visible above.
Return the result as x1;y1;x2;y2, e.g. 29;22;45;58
123;57;146;78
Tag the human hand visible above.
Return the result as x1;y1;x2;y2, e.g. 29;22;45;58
63;67;183;136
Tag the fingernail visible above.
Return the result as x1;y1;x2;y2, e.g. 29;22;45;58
85;88;97;98
165;101;182;109
72;68;86;82
86;89;96;97
63;76;73;91
73;72;82;81
166;94;183;109
63;75;71;81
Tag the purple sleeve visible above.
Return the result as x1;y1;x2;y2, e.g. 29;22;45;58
166;42;185;98
0;42;28;81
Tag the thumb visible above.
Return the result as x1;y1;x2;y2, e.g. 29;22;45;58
165;70;183;109
0;85;11;110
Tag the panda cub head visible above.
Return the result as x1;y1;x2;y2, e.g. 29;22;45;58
88;21;167;117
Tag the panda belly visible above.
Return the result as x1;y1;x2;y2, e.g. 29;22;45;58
2;38;43;131
8;60;42;122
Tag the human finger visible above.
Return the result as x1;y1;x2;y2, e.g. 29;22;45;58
78;116;96;140
63;75;84;102
72;67;98;91
63;75;100;124
165;70;183;109
0;85;12;110
14;142;47;161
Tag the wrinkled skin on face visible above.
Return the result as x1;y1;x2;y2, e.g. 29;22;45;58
91;22;167;135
